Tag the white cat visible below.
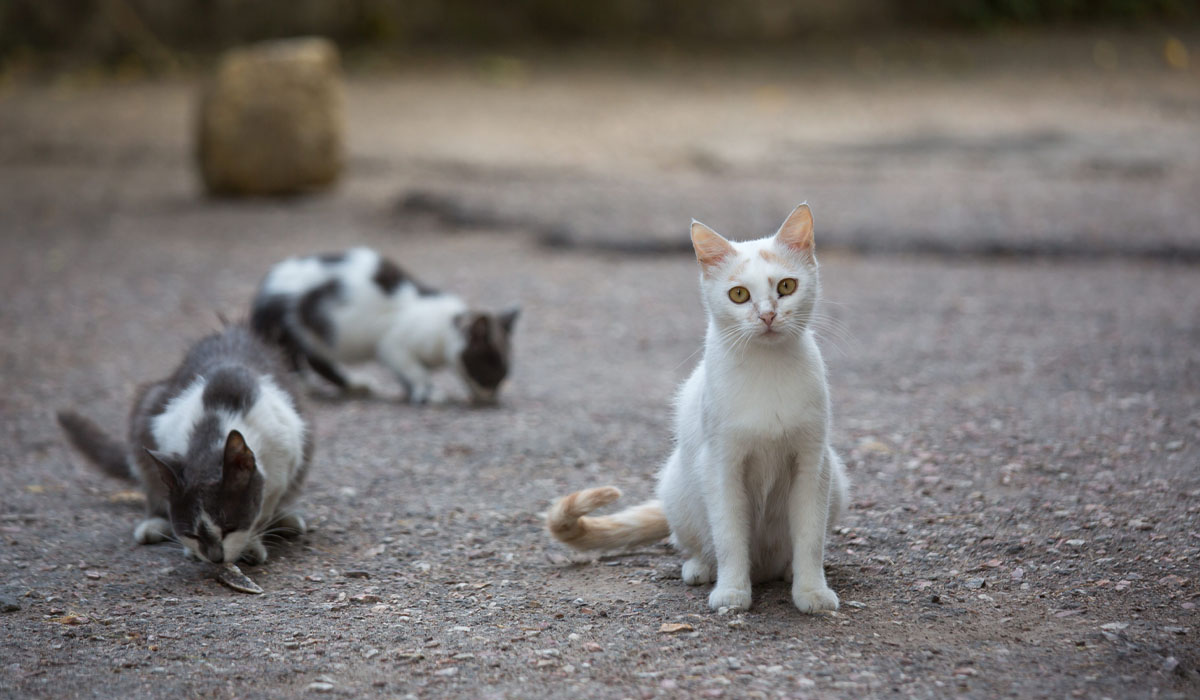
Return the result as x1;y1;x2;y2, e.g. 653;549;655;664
547;204;849;613
252;247;518;404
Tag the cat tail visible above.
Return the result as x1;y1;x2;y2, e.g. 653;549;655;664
56;411;132;481
546;487;670;551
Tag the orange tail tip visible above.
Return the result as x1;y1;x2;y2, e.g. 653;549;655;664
546;486;669;552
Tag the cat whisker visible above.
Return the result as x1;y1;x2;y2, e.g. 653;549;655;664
673;343;706;371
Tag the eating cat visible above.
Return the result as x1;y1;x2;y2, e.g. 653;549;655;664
547;204;849;613
58;324;311;565
251;246;518;404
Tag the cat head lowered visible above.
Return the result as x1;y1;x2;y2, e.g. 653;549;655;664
690;203;819;345
146;429;263;564
453;308;519;404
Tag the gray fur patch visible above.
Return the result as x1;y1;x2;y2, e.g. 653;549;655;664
202;367;259;414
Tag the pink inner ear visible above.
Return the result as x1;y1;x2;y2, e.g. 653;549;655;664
691;222;735;271
776;204;814;254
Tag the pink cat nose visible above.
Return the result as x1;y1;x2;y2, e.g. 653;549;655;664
759;311;776;327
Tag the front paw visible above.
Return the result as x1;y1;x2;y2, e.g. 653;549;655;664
792;585;839;613
240;539;268;565
274;512;306;536
134;517;171;544
708;586;752;612
682;558;715;585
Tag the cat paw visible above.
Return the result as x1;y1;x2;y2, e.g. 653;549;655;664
343;379;373;397
792;585;839;613
708;586;753;612
682;558;715;585
274;512;307;536
240;539;269;565
134;517;171;544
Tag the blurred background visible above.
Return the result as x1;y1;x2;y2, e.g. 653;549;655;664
1;0;1197;259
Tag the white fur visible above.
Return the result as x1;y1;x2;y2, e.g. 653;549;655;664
260;247;472;402
657;213;848;613
148;374;307;563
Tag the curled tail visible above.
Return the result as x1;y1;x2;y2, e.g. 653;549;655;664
546;486;670;551
56;411;131;481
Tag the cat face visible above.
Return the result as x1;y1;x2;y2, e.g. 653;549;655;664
147;430;264;563
691;204;818;344
455;308;519;403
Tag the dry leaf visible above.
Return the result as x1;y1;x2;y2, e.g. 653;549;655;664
216;564;263;594
658;623;694;634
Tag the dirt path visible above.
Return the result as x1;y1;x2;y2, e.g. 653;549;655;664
1;40;1198;698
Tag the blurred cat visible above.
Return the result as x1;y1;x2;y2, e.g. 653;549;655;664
58;324;311;565
251;247;518;404
547;204;848;613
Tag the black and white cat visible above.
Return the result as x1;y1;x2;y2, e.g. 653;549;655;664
251;247;518;404
58;324;311;565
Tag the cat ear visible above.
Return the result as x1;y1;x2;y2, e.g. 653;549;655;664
468;315;490;342
775;203;815;255
145;448;181;492
222;430;257;491
498;306;519;334
690;220;735;273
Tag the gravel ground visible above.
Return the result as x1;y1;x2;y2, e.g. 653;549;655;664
1;37;1198;699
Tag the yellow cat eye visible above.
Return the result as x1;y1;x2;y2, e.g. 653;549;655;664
728;286;750;304
777;278;798;296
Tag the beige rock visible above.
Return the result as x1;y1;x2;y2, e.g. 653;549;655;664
197;37;343;196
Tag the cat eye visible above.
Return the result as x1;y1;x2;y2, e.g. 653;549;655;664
728;286;750;304
777;278;798;296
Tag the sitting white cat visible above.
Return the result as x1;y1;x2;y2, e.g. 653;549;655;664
547;204;849;613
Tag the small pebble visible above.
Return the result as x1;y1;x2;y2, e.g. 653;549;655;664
306;681;335;693
965;578;987;590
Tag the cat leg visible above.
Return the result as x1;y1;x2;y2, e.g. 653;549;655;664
682;557;716;585
134;517;172;544
240;537;268;565
273;511;307;537
377;344;435;404
787;448;839;613
704;448;754;612
304;353;369;395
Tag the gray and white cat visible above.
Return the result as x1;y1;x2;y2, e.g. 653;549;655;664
547;204;849;613
251;247;518;404
58;324;311;565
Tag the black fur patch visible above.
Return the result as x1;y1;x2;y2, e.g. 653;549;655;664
202;367;259;413
298;280;340;344
461;316;508;389
372;257;406;294
373;255;440;297
317;251;346;264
